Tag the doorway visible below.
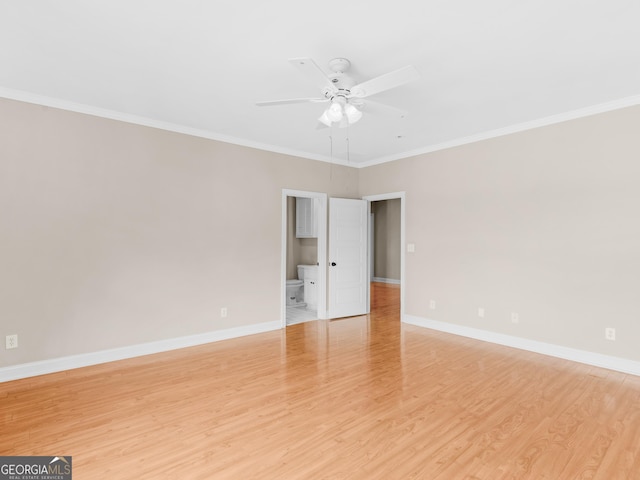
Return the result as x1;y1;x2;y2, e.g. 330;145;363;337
364;192;405;318
281;190;327;326
370;199;402;285
281;190;405;326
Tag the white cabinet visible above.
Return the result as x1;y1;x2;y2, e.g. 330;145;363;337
304;278;317;308
296;197;317;238
300;265;318;308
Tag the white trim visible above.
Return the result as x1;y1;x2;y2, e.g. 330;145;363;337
0;321;280;383
0;87;347;167
357;94;640;168
369;212;375;282
4;87;640;169
372;277;401;285
403;314;640;377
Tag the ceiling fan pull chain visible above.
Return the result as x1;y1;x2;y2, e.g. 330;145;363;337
330;134;333;163
347;136;350;164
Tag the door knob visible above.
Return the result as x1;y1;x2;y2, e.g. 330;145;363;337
331;262;337;266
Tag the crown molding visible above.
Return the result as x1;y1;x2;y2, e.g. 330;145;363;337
358;94;640;168
0;86;350;167
2;87;639;169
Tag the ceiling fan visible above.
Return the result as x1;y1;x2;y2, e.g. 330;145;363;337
256;58;420;128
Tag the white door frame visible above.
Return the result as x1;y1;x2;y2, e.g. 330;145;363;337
281;189;328;327
369;212;375;282
363;192;405;318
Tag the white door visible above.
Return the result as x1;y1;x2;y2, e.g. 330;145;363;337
328;198;368;318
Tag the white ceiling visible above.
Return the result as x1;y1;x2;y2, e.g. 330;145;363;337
2;1;640;167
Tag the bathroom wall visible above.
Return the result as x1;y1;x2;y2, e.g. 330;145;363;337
286;196;318;279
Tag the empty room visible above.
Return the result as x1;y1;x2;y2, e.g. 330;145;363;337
2;1;640;478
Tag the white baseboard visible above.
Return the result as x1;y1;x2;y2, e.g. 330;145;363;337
0;321;281;383
403;314;640;376
372;277;401;285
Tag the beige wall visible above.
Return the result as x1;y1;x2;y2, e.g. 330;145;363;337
372;199;401;281
360;104;640;362
2;96;640;371
0;98;357;366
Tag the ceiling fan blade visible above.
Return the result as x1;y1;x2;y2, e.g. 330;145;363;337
360;99;408;119
289;57;338;94
350;65;420;98
256;97;328;107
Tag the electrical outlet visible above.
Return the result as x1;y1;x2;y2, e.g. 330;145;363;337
605;328;616;341
429;299;436;310
478;307;485;318
6;334;18;349
220;307;228;318
511;312;519;324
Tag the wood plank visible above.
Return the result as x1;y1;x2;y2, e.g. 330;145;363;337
2;283;640;478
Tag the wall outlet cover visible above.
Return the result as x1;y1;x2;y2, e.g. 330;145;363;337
6;334;18;349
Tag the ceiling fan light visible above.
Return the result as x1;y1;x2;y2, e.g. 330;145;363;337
326;102;343;122
344;104;363;124
318;110;332;127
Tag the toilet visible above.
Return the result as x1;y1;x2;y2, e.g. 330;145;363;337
285;278;304;306
286;264;318;308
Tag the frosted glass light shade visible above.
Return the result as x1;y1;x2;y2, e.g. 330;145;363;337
326;102;343;122
318;110;332;127
344;104;362;124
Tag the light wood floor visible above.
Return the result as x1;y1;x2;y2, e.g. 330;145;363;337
2;283;640;479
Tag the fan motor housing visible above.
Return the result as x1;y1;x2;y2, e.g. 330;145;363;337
327;58;356;90
328;58;351;73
